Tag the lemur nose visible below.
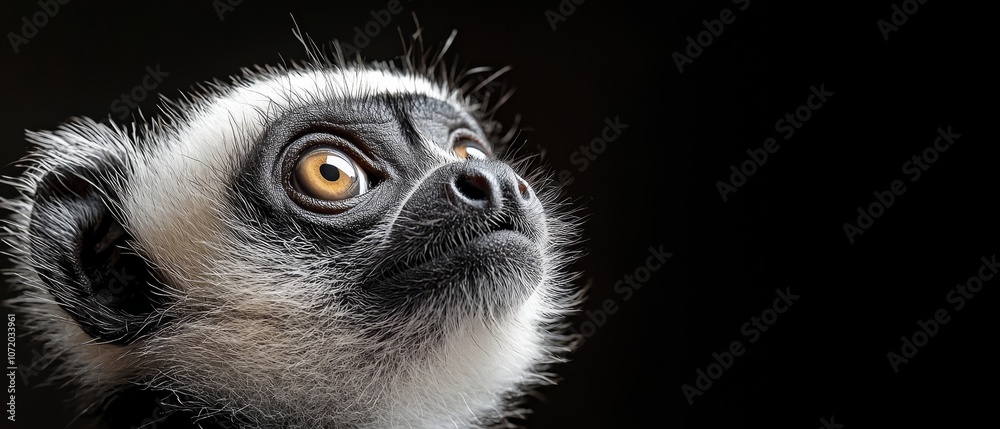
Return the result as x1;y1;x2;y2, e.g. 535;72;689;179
447;163;533;211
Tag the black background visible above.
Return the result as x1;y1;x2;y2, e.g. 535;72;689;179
1;0;995;428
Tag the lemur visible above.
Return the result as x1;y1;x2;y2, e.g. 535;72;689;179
2;25;582;428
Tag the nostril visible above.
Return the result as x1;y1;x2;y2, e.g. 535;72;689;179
516;178;531;201
453;172;492;207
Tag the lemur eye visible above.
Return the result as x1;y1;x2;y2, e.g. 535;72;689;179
454;137;492;160
292;146;369;201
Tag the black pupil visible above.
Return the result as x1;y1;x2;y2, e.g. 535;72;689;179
319;163;341;182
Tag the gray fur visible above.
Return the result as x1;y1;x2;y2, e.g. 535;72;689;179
2;27;582;428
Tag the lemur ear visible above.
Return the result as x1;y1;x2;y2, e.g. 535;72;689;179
28;165;166;345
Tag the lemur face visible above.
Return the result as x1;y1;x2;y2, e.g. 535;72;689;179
4;38;580;428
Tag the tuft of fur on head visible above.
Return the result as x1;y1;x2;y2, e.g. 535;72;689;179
2;19;583;428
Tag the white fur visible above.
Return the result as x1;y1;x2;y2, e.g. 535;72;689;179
3;46;581;428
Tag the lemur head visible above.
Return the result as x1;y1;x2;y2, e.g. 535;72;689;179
2;28;581;428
